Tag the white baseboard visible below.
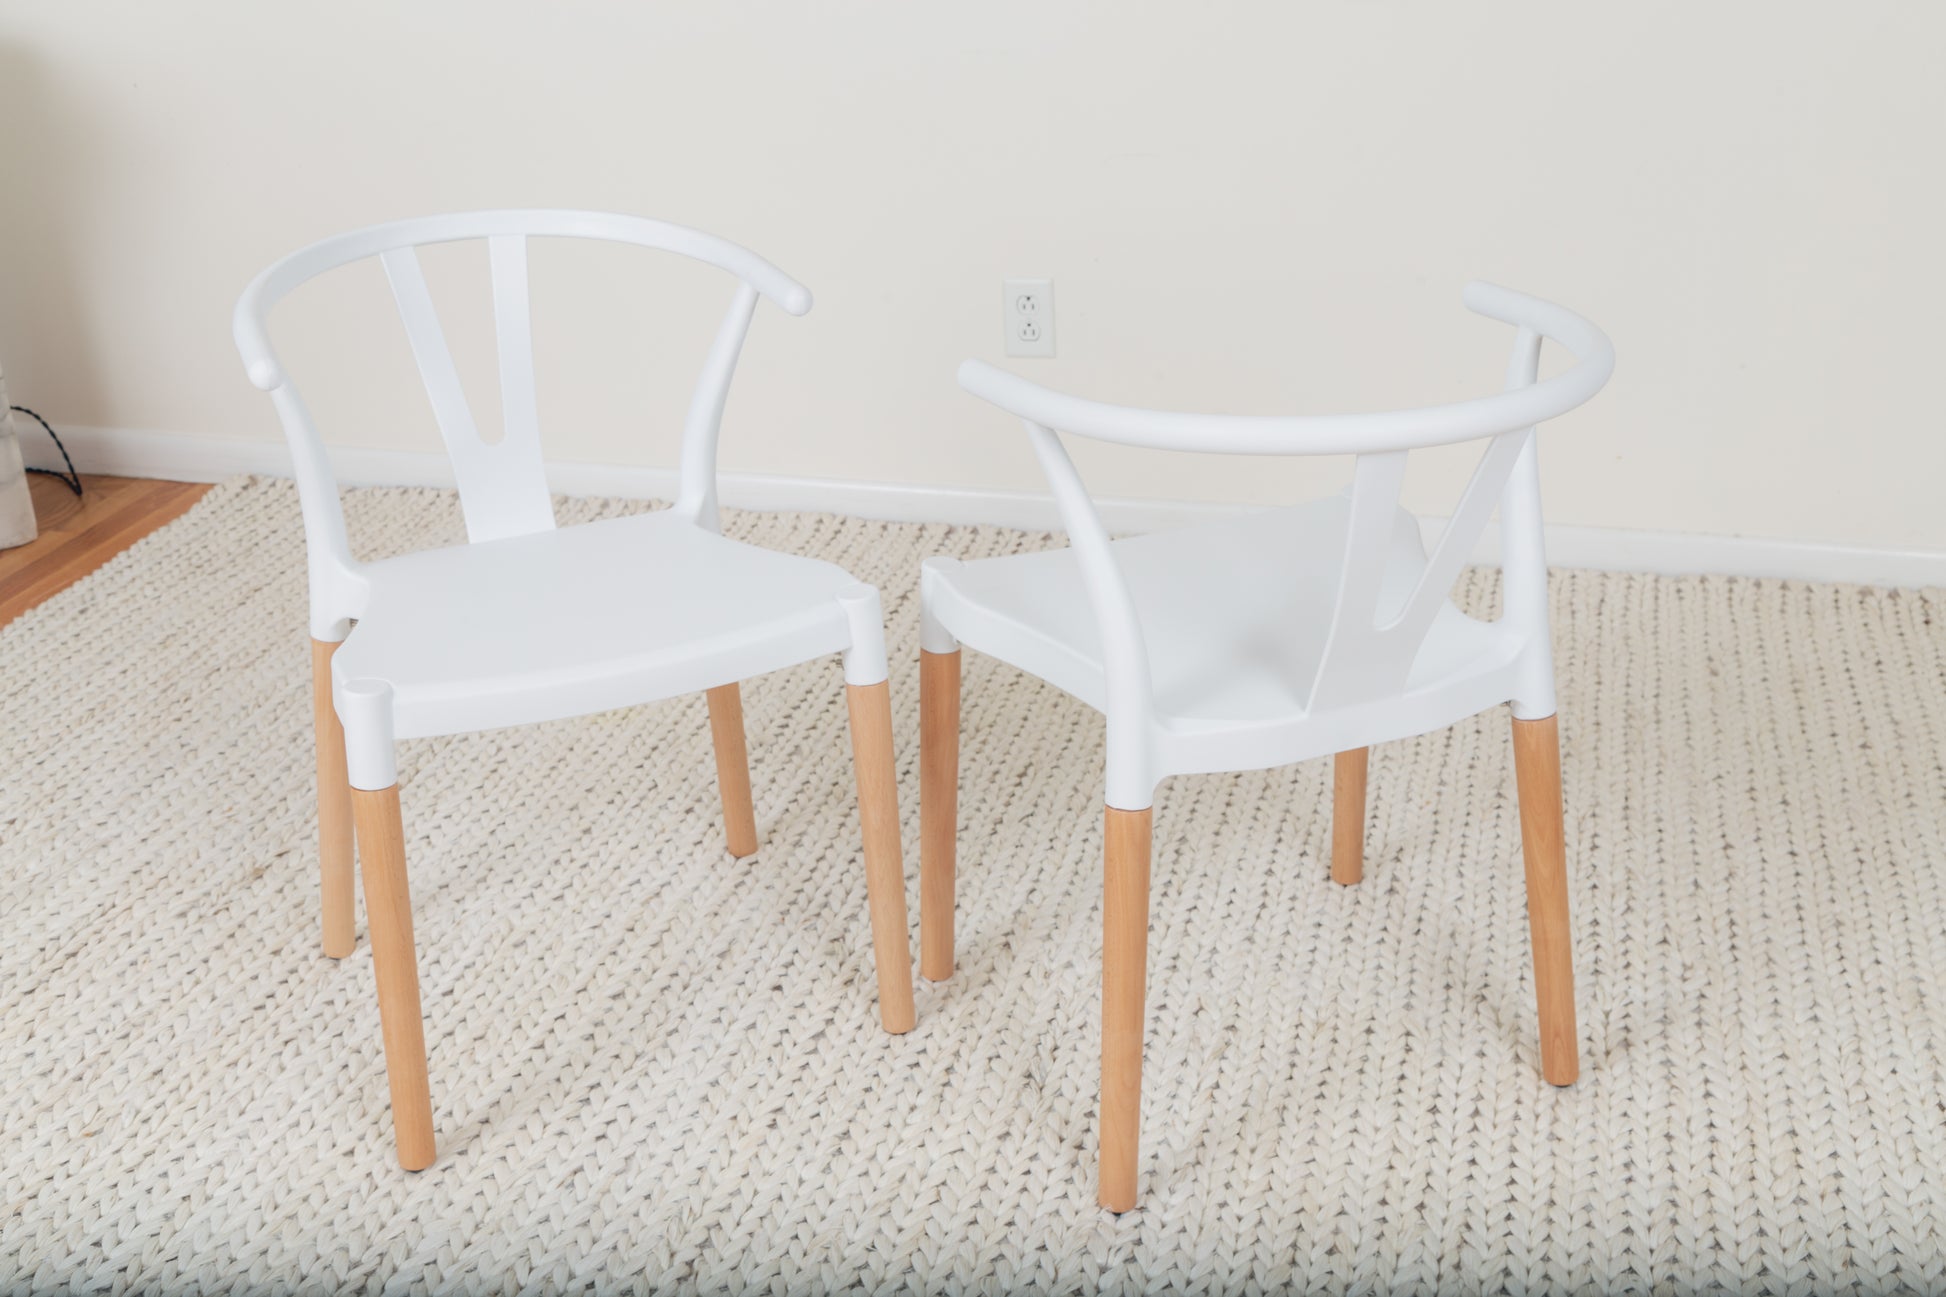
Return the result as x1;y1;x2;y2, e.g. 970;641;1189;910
26;423;1946;588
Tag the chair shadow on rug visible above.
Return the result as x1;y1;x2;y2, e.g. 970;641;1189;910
234;210;916;1170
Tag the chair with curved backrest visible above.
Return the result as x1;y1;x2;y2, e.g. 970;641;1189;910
233;210;915;1170
919;283;1614;1210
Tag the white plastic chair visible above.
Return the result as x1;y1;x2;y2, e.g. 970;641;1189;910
233;211;915;1170
920;283;1613;1210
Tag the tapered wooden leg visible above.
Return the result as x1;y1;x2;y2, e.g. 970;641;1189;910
845;680;916;1034
1511;714;1579;1086
350;784;436;1170
1331;748;1369;886
311;638;356;958
920;649;961;981
1100;804;1153;1212
706;683;759;858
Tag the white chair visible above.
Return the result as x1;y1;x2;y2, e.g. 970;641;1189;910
233;211;915;1170
920;283;1613;1211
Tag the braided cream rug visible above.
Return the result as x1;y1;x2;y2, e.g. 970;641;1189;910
4;476;1944;1295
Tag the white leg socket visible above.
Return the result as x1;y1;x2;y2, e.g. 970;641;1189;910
836;584;890;687
338;677;399;791
919;558;962;655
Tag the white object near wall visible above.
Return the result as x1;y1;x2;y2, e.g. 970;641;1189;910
0;366;37;549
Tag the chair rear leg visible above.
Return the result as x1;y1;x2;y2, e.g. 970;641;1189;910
1100;804;1153;1212
311;639;356;958
1331;747;1369;886
351;783;437;1169
845;680;916;1034
920;649;961;981
706;683;760;858
1511;714;1579;1086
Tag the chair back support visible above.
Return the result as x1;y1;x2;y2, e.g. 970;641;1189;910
958;283;1613;733
234;211;811;635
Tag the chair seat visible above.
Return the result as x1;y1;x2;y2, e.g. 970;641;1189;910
332;509;859;740
927;495;1521;736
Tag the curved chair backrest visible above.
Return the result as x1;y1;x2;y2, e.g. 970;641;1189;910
234;211;811;634
957;282;1614;728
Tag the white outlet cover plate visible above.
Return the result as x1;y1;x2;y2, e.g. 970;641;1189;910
1003;277;1055;358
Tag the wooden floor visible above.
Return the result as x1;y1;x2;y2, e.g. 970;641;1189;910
0;474;210;626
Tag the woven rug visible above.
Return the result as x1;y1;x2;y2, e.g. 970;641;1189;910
3;476;1944;1295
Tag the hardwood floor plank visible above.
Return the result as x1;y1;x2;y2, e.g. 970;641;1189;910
0;480;192;619
0;475;142;582
0;480;181;589
2;479;178;584
0;475;211;626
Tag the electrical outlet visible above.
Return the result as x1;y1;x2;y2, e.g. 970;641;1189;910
1003;278;1055;358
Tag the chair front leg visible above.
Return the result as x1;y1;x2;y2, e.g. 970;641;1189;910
351;783;437;1169
919;649;961;981
845;679;917;1034
1099;803;1153;1212
310;638;357;958
706;682;760;858
1511;713;1579;1086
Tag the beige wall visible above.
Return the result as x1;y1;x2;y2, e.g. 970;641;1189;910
1;1;1941;550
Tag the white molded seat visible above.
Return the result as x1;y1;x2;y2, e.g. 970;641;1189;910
233;210;916;1173
336;510;861;741
924;495;1520;763
917;282;1614;1211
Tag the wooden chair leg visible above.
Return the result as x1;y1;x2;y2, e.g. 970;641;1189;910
706;683;759;858
1331;747;1368;886
919;649;961;981
1511;714;1579;1086
1100;804;1153;1212
350;784;437;1170
311;638;356;958
845;680;916;1034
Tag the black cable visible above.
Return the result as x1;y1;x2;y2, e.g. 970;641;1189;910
13;406;81;497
